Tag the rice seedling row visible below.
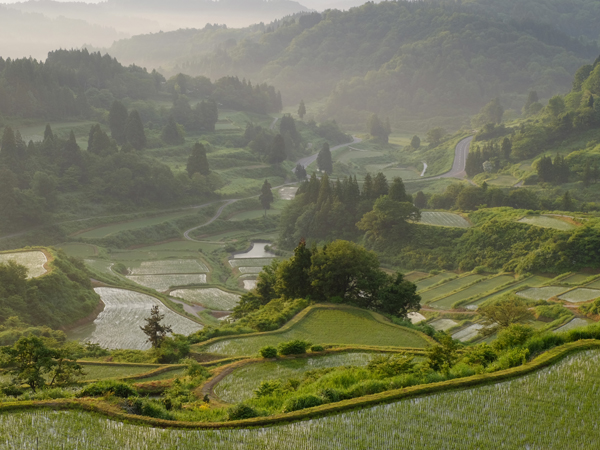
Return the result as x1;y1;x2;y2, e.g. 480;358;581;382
243;280;257;290
238;267;263;274
418;212;471;228
215;352;387;403
202;309;429;356
428;319;458;331
517;286;568;301
429;275;516;309
451;324;484;342
80;364;163;381
68;288;202;350
128;260;209;275
0;251;47;278
415;272;457;291
561;273;595;284
3;351;600;449
558;288;600;303
469;276;551;306
517;215;576;231
419;275;486;303
57;243;97;258
228;258;274;268
171;288;241;311
553;318;592;333
126;274;207;292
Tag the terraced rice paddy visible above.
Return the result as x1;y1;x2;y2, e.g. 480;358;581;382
80;364;162;381
561;273;595;284
0;251;47;278
84;259;114;276
279;187;298;200
559;288;600;303
57;243;97;258
215;352;385;403
469;276;551;306
419;212;471;228
407;312;426;324
128;260;209;274
517;287;567;301
238;267;263;274
202;308;429;356
428;319;458;331
68;288;202;350
234;243;275;259
126;274;207;291
4;351;600;449
419;275;486;303
554;318;592;333
451;324;484;342
243;280;257;290
404;272;429;282
415;273;457;291
429;275;516;309
518;215;576;231
170;288;240;311
229;258;274;268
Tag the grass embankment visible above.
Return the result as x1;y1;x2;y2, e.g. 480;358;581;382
196;305;433;357
1;340;598;435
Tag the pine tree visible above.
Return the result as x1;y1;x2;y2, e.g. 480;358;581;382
140;306;172;349
186;143;210;177
561;191;573;211
389;177;409;202
410;135;421;149
317;143;333;174
161;116;185;145
501;137;512;160
43;124;54;142
108;100;128;145
298;100;306;120
0;126;18;167
362;173;374;200
125;110;146;150
294;163;307;180
259;179;274;215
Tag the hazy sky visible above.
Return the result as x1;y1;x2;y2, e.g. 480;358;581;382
0;0;379;8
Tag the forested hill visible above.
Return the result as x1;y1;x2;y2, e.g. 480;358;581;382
106;1;598;129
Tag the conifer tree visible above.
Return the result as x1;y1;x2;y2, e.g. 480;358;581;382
362;173;374;200
125;110;146;150
414;191;427;208
372;173;389;198
140;306;172;349
410;135;421;149
259;179;274;215
317;142;333;174
269;134;286;164
294;163;307;180
389;177;409;202
43;124;54;142
108;100;128;145
298;100;306;120
161;116;185;145
186;142;210;177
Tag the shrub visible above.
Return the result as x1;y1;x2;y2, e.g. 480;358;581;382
227;404;260;421
282;394;324;412
1;384;23;397
367;354;415;378
259;346;278;358
525;333;566;355
254;380;281;398
310;345;324;352
492;324;535;351
79;380;138;398
345;379;388;398
278;340;312;356
182;358;210;379
319;387;344;402
129;397;173;420
488;348;530;371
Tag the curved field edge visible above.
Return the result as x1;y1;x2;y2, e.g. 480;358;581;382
1;340;597;430
0;247;55;278
193;304;436;353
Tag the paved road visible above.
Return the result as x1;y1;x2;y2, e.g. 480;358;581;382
296;136;362;170
434;136;473;179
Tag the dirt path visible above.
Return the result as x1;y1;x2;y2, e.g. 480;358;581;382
199;359;258;403
183;200;239;242
168;296;206;317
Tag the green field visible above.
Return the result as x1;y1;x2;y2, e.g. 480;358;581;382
418;212;471;228
561;273;594;284
517;286;568;301
229;258;274;268
200;307;429;356
215;352;386;403
126;274;207;291
559;288;600;303
128;260;210;274
80;364;162;381
57;243;98;258
415;273;457;291
3;350;600;449
485;175;519;186
469;275;551;307
76;208;210;239
229;209;281;221
518;215;576;231
429;275;516;309
419;275;486;303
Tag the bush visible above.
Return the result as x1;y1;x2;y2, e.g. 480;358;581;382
345;379;388;398
259;346;278;358
129;397;173;420
310;345;325;352
492;324;535;351
79;380;138;398
488;348;530;371
278;340;312;356
227;403;260;421
282;394;324;412
1;384;24;397
525;333;566;355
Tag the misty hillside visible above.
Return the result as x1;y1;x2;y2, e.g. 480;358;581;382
106;1;599;129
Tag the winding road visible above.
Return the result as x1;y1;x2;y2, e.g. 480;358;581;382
427;136;473;180
296;136;362;169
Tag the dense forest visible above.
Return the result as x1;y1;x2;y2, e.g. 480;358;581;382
107;1;598;128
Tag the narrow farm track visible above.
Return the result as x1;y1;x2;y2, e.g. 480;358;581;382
183;200;238;242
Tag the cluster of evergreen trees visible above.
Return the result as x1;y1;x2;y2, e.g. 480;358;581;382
537;155;570;184
279;172;414;249
465;138;512;177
